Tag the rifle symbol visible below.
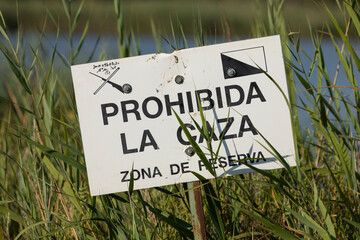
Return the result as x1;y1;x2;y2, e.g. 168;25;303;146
90;70;124;94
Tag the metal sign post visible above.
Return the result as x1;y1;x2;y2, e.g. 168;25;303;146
188;181;207;240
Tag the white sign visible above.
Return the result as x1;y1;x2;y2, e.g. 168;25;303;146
71;35;296;196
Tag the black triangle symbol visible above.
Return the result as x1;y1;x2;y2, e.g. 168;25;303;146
221;53;263;79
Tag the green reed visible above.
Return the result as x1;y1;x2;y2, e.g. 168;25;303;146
0;0;359;239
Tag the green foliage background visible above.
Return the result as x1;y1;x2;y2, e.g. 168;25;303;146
0;0;359;239
0;0;344;35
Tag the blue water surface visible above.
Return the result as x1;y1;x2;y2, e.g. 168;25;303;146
0;32;358;130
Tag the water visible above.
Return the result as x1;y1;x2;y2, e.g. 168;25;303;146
0;32;358;129
291;38;359;129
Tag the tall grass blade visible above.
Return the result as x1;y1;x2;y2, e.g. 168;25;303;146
0;42;32;95
239;208;298;239
172;109;215;176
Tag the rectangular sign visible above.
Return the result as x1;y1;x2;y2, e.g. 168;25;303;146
71;35;296;196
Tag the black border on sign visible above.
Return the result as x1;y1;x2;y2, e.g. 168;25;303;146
221;46;268;73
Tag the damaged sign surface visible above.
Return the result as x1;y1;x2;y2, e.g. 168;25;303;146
71;35;297;196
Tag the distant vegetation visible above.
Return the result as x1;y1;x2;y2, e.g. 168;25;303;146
0;0;359;239
0;0;343;36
